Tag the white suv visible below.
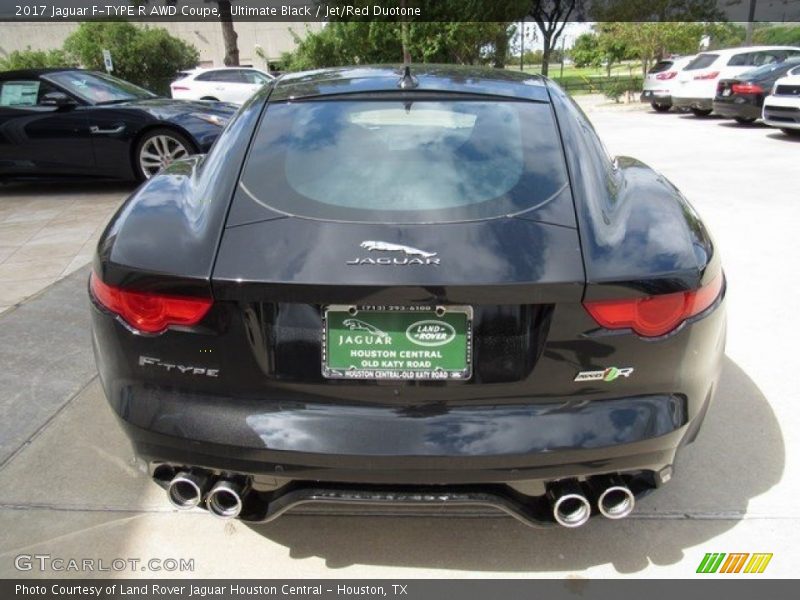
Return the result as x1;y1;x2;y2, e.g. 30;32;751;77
673;46;800;116
640;55;695;112
170;67;274;105
762;68;800;136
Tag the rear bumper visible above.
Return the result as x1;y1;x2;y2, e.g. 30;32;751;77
640;91;671;105
713;98;762;120
672;96;713;111
112;389;694;485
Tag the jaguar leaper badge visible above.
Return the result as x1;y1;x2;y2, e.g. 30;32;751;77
346;240;440;266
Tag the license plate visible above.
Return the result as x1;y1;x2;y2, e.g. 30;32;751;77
323;305;472;381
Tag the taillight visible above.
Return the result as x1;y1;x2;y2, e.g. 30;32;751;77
171;85;189;91
694;71;720;80
583;274;723;338
731;82;764;94
656;71;677;80
90;271;212;334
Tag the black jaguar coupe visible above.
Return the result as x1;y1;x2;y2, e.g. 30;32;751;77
0;69;236;181
90;65;726;528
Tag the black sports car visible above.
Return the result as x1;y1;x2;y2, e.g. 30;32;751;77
89;65;726;528
0;69;236;181
714;58;800;123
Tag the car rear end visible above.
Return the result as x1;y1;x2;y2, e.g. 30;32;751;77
641;56;693;110
90;71;726;528
673;52;724;112
169;71;198;100
763;74;800;131
713;77;766;120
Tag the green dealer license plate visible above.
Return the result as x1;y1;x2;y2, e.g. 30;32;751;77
323;305;473;380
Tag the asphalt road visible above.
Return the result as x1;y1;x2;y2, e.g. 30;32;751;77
0;105;797;578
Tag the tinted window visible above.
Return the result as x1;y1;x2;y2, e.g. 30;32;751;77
240;70;270;84
197;70;243;83
685;54;719;70
648;61;673;74
727;53;751;66
740;58;800;81
240;99;569;223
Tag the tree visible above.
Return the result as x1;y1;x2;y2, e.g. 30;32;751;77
0;48;74;71
215;0;239;66
528;0;584;77
599;22;706;76
64;22;199;94
570;32;603;68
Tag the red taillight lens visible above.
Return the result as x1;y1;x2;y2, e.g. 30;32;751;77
90;272;212;334
171;85;190;91
583;275;723;338
656;71;677;80
731;82;764;94
694;71;720;80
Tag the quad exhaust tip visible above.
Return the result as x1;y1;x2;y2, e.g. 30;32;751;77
206;479;246;519
597;478;635;520
547;480;592;528
167;471;209;510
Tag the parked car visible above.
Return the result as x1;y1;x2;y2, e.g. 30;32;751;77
0;69;237;181
762;71;800;136
713;58;800;123
672;46;800;116
170;67;274;104
640;55;695;112
90;65;725;529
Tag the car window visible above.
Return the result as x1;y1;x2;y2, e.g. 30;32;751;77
240;99;570;224
752;51;781;66
740;58;800;81
685;54;719;70
45;71;155;104
0;79;60;107
726;52;751;66
240;70;269;84
197;70;243;83
648;61;673;74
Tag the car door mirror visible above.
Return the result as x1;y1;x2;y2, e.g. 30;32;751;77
40;92;76;108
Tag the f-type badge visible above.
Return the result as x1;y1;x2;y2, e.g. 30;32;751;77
347;240;440;266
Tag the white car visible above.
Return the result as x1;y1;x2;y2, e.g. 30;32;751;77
640;55;695;112
170;67;274;105
672;46;800;116
762;70;800;136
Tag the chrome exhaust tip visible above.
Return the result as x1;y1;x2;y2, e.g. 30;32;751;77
206;479;246;519
597;477;635;520
167;471;210;510
547;480;591;528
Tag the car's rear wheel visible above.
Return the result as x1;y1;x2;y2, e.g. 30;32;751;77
201;96;220;101
734;116;756;124
781;128;800;137
691;108;713;117
651;102;671;113
134;128;195;181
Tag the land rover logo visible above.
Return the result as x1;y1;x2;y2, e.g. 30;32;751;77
406;320;456;347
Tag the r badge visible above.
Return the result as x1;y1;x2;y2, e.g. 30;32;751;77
574;367;634;382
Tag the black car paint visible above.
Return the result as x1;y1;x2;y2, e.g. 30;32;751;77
0;69;236;180
713;60;800;121
90;65;725;525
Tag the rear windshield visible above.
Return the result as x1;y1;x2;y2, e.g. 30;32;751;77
684;54;719;70
239;99;569;223
648;61;673;74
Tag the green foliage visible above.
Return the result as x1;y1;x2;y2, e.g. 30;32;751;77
63;22;199;94
753;25;800;47
282;21;515;71
602;77;642;102
704;22;745;50
0;47;74;71
571;33;603;68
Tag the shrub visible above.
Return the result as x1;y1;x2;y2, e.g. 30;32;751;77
0;47;74;71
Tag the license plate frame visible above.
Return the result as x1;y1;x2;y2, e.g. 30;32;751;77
322;305;473;381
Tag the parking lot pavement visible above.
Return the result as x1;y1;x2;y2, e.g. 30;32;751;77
0;182;131;313
0;105;797;578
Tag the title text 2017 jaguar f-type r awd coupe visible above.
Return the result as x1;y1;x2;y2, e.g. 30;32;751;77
90;65;726;528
